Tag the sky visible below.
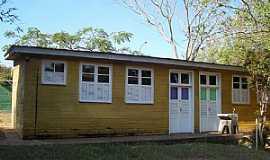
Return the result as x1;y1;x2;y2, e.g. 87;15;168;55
0;0;187;66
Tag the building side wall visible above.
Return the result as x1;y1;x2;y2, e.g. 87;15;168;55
221;70;264;132
19;56;262;138
22;58;169;138
11;61;25;137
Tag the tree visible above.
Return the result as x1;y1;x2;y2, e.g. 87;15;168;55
0;0;21;32
120;0;225;60
3;27;139;54
198;0;270;65
244;49;270;148
0;64;11;82
199;0;270;147
0;0;17;24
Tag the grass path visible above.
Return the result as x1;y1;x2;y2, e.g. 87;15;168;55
0;143;269;160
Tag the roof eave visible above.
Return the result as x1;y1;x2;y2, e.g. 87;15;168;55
5;46;245;72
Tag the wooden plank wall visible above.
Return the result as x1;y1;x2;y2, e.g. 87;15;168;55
11;61;25;137
22;58;170;138
15;57;267;138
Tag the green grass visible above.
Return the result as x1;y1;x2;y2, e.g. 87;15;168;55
0;143;269;160
0;83;11;112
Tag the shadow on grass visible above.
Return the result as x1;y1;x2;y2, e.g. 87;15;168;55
0;142;269;160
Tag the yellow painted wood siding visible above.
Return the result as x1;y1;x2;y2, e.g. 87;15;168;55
11;61;25;137
220;70;265;132
15;56;265;138
21;58;170;138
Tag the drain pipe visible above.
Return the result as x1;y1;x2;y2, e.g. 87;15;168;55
34;67;39;137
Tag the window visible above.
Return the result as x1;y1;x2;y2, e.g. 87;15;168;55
170;72;191;85
200;74;218;86
200;73;219;103
170;73;178;83
141;70;151;85
126;68;154;104
209;76;217;86
80;64;112;103
169;71;192;105
82;65;95;82
42;60;66;85
98;67;110;83
210;88;217;101
170;87;178;100
181;88;189;100
181;73;190;84
200;87;207;100
200;75;207;85
232;75;249;104
233;77;240;89
128;69;139;84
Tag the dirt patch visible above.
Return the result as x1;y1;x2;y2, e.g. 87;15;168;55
0;130;5;139
0;112;11;128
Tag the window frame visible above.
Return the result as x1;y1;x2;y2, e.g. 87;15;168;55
170;72;192;87
200;73;219;88
41;60;67;85
199;72;221;104
127;68;139;85
125;67;154;104
79;63;112;103
232;75;250;104
169;70;193;101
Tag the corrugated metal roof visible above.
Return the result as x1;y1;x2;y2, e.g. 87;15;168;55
6;45;244;71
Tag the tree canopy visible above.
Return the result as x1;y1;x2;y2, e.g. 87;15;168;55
3;27;141;54
197;0;270;65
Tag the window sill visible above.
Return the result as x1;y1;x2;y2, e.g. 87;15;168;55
40;82;66;86
232;102;251;105
79;100;112;104
125;101;154;105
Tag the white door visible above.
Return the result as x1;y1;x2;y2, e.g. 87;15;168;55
200;73;221;132
169;71;193;133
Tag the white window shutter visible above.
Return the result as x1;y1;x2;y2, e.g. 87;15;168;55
134;86;140;102
42;61;66;85
80;82;87;100
140;86;146;103
80;82;96;102
127;85;141;102
241;89;249;104
96;84;110;102
140;86;152;103
145;86;152;103
44;72;53;83
79;64;112;103
233;89;241;103
126;68;153;104
127;86;134;102
54;72;64;83
96;84;103;101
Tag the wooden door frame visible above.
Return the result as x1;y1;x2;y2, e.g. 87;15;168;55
199;71;222;132
168;69;195;134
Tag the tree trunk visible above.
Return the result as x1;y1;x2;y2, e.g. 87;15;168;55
258;116;265;147
172;42;178;59
257;89;269;148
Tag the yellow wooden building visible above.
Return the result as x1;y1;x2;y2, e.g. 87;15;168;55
6;45;262;139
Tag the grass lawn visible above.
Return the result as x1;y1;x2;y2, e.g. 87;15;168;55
0;142;269;160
